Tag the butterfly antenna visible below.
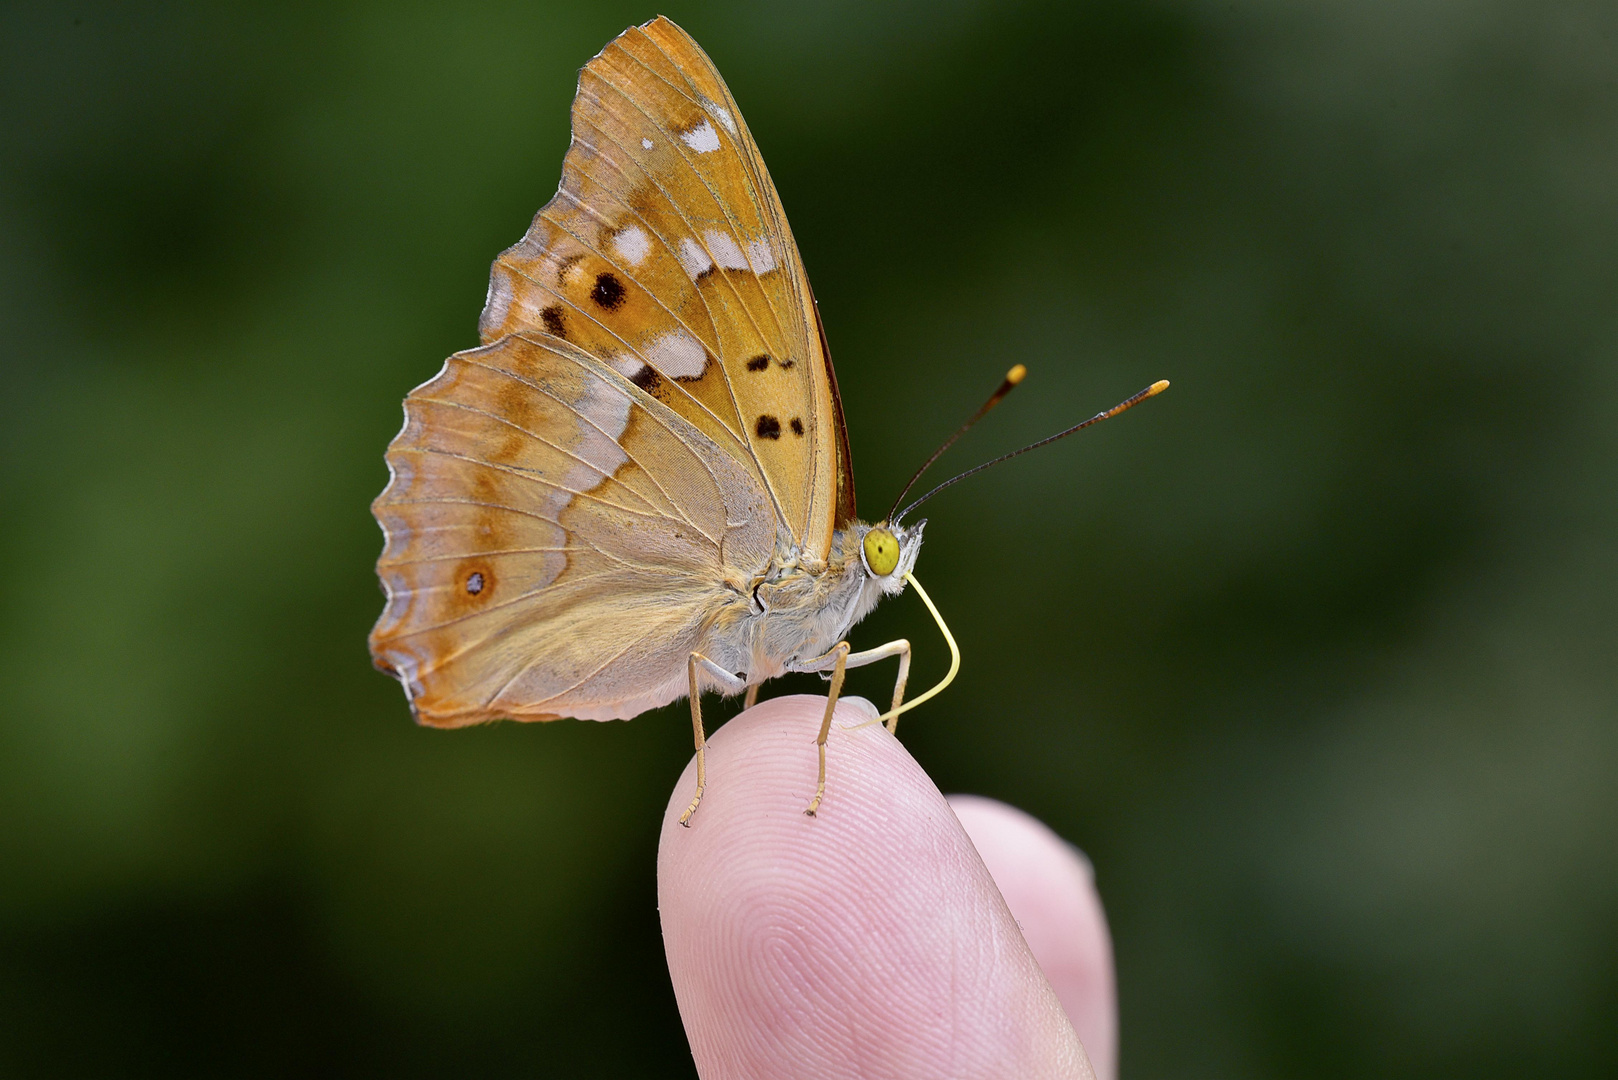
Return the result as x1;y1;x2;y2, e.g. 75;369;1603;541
883;365;1027;524
893;379;1170;524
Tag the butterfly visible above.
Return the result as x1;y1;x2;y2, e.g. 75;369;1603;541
369;17;1165;822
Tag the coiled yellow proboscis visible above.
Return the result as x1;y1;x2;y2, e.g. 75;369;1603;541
848;572;960;732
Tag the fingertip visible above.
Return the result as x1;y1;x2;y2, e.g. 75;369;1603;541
658;696;1091;1079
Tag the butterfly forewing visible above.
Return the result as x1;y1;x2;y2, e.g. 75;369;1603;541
371;332;774;725
478;18;843;560
629;18;852;552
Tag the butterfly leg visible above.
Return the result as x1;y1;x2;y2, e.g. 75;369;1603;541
845;639;912;733
744;683;760;710
794;638;913;732
679;652;748;827
804;642;851;817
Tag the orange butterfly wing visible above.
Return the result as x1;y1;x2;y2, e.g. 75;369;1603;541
370;332;775;725
479;16;852;559
370;18;852;725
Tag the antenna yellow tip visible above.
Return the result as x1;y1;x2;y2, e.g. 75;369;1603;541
1148;379;1170;396
1006;364;1027;385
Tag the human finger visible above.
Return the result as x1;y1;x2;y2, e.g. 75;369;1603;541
658;694;1093;1080
949;795;1118;1080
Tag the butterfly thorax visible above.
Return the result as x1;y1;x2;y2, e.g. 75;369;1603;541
706;521;924;686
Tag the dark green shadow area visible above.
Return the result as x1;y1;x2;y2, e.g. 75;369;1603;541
1;1;1613;1076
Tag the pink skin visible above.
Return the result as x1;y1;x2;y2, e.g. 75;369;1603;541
948;796;1118;1080
659;695;1118;1080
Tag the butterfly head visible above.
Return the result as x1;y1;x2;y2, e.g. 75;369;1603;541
858;520;925;593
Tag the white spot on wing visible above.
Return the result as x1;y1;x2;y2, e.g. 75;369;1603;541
566;379;631;487
678;237;713;280
681;119;720;154
610;354;648;382
704;228;749;271
706;101;736;134
641;136;653;150
612;225;650;267
746;238;777;274
644;330;707;378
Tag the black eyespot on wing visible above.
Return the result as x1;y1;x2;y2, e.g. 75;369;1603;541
778;356;795;368
591;272;627;311
755;414;781;439
540;305;567;339
790;417;804;436
466;571;485;595
745;354;770;372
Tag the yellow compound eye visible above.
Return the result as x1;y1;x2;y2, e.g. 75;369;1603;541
863;527;901;577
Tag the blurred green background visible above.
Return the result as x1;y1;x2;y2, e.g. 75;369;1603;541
2;0;1614;1075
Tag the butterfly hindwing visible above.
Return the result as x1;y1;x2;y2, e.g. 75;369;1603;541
371;332;774;725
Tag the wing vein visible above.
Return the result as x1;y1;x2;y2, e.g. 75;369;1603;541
518;624;666;710
456;349;728;537
489;254;754;488
388;566;670;644
395;445;696;533
568;87;793;528
411;394;668;517
384;547;584;567
576;81;789;387
604;41;797;356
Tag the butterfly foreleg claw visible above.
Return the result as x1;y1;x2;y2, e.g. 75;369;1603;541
680;653;748;827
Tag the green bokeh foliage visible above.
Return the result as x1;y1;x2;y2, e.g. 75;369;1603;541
2;1;1613;1075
